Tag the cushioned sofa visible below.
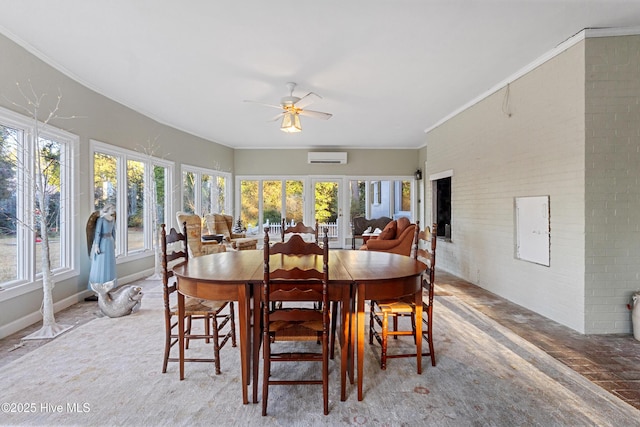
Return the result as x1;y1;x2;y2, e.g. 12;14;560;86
351;216;393;249
359;217;416;256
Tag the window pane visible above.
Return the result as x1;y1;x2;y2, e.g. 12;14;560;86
284;180;303;224
263;180;282;228
127;159;144;252
314;181;338;223
153;165;166;227
182;171;195;214
216;175;226;214
93;152;117;210
0;125;19;283
401;180;411;212
240;180;258;234
349;180;366;220
201;174;213;216
370;180;390;218
35;138;62;273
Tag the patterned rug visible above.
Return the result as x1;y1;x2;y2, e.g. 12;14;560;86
1;279;638;426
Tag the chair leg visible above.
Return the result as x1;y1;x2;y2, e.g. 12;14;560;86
369;305;374;345
393;314;399;340
323;333;329;415
229;302;237;347
262;332;270;416
330;301;337;359
185;315;192;349
425;308;436;366
205;313;211;344
411;312;418;345
162;316;171;373
381;311;388;370
212;314;222;375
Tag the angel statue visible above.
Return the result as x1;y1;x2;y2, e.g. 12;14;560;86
85;204;117;301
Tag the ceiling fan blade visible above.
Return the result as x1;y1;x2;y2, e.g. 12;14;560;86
299;109;332;120
269;112;285;122
294;92;321;109
243;99;283;110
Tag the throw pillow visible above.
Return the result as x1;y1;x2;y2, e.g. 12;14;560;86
396;217;411;235
377;220;397;240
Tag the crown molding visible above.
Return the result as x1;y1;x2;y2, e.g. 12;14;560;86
424;27;640;136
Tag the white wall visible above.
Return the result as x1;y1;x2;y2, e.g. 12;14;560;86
0;32;423;337
234;149;418;176
425;40;588;332
425;32;640;334
0;32;234;337
584;35;640;334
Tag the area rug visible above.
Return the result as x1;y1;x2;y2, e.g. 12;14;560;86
1;279;638;426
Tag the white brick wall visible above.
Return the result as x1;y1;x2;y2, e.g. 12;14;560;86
584;35;640;334
425;33;640;334
426;41;588;333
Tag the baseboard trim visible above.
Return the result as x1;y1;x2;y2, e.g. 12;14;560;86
0;268;155;339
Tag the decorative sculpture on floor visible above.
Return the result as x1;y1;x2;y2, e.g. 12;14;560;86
91;280;143;318
86;204;117;301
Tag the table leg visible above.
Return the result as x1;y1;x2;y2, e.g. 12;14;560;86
415;289;423;375
237;284;249;404
339;287;352;401
252;283;262;404
178;292;185;381
349;285;355;386
357;282;365;401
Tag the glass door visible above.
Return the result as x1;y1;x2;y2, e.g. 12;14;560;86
263;180;282;241
312;178;343;247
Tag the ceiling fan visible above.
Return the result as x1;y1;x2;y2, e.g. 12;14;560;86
244;82;332;133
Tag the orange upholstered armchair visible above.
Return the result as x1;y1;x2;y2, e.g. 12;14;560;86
360;217;417;256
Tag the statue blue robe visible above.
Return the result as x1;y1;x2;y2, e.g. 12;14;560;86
88;215;116;289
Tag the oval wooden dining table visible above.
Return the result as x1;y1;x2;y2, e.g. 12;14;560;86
173;248;426;404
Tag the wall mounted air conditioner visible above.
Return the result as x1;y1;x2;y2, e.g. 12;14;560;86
307;152;348;164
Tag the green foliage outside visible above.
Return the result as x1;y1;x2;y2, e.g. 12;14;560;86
314;182;338;223
240;179;339;227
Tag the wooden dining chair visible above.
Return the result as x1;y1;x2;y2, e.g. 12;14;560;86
160;223;237;376
261;228;331;416
280;218;338;347
281;218;319;243
368;221;437;372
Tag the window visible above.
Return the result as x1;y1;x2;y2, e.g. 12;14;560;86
348;178;414;222
127;159;145;252
180;165;231;217
240;177;416;246
285;180;304;224
240;179;259;233
0;106;77;290
35;137;64;274
349;180;366;220
91;140;173;258
238;178;306;236
430;170;453;238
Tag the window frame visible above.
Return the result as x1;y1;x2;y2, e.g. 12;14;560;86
0;105;78;298
236;175;417;246
90;140;174;261
180;164;232;217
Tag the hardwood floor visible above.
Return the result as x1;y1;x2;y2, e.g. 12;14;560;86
435;271;640;410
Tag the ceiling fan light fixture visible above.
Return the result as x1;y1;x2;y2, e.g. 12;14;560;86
281;112;302;133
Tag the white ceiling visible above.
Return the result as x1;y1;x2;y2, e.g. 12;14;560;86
2;1;640;150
